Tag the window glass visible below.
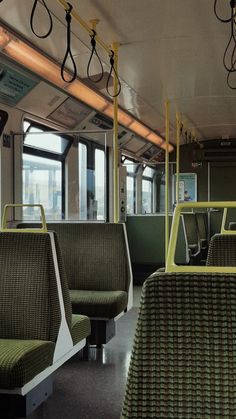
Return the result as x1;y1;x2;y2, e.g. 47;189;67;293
127;176;135;214
24;127;67;154
124;158;137;173
22;154;62;220
143;166;154;177
95;149;105;220
79;143;87;220
142;179;152;213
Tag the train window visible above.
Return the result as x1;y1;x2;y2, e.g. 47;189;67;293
79;142;87;220
78;139;106;221
142;166;154;214
22;119;71;220
24;126;69;154
124;158;137;214
22;154;62;220
95;148;105;220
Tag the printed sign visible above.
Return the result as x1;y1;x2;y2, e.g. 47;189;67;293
172;173;197;205
0;63;37;106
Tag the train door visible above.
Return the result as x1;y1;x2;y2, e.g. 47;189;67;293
209;162;236;234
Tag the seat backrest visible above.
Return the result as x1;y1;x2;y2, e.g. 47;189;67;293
195;212;207;241
18;223;130;292
182;213;199;246
229;221;236;230
0;232;71;342
206;233;236;266
122;271;236;418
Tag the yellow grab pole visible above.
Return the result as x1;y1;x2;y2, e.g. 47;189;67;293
176;112;180;205
165;100;170;263
57;0;111;54
112;43;119;223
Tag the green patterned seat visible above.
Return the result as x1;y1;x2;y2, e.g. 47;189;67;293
0;340;55;389
18;223;131;319
206;234;236;266
0;232;90;390
70;290;128;318
122;272;236;418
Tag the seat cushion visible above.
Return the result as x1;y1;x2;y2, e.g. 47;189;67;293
71;315;91;345
70;290;128;318
0;339;55;389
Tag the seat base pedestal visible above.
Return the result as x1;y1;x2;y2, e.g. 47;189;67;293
89;319;116;345
0;376;52;418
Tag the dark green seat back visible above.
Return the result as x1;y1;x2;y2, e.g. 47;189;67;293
0;232;71;342
18;223;130;293
206;233;236;266
195;212;207;241
122;272;236;418
182;213;199;247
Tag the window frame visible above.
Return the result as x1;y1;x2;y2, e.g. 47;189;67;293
22;119;72;219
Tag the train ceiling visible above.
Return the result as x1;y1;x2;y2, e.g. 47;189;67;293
0;0;236;144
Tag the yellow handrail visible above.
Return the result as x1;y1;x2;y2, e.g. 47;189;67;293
1;204;47;233
166;201;236;273
220;207;236;234
165;100;170;262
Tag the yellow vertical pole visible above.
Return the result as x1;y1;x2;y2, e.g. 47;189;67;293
112;43;119;223
176;112;180;205
165;100;170;263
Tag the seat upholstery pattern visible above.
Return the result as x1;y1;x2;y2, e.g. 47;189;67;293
122;272;236;418
71;314;91;345
51;223;129;292
0;339;55;389
18;223;130;293
206;234;236;266
70;290;128;318
0;232;71;342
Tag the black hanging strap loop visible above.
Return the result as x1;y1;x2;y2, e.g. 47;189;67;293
61;3;77;83
106;50;121;98
214;0;236;23
30;0;53;39
87;30;104;83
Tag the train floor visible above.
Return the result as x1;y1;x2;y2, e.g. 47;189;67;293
25;287;142;419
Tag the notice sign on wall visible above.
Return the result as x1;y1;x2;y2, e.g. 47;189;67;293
0;63;37;106
172;173;197;205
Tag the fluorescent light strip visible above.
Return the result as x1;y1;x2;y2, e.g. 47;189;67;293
0;27;173;152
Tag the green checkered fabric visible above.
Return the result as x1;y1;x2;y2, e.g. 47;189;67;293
121;272;236;418
71;314;91;345
0;233;63;341
70;290;128;318
18;223;131;293
206;234;236;266
0;339;54;389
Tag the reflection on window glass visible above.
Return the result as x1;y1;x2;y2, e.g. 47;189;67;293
79;143;87;220
22;154;62;220
95;149;105;220
142;179;152;213
127;176;135;214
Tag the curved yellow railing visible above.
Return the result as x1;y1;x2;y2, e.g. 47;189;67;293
1;204;47;233
166;201;236;273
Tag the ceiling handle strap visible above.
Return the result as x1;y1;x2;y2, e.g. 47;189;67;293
61;3;77;83
106;50;121;98
214;0;236;23
87;30;104;83
30;0;53;39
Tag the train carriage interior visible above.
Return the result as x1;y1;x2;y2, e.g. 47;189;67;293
1;0;236;418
